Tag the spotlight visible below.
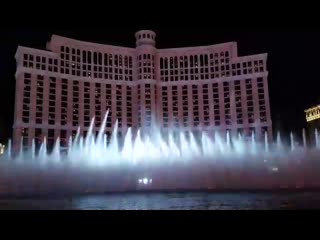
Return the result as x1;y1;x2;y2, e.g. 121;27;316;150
143;178;148;185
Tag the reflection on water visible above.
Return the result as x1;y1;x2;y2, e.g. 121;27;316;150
1;192;320;210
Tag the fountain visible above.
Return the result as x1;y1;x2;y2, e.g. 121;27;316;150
1;111;320;195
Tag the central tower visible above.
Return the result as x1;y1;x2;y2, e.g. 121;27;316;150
135;30;158;131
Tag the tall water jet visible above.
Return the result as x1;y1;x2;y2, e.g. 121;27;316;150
67;136;73;156
109;120;119;155
103;134;107;151
233;132;245;155
122;128;133;161
189;132;200;156
84;117;95;155
79;137;84;154
39;137;48;159
52;137;61;161
97;110;109;146
180;132;190;159
74;127;81;145
264;131;269;153
238;133;242;141
158;132;170;159
31;139;35;160
290;132;295;151
144;135;159;161
201;133;213;157
316;129;319;149
215;131;225;154
277;131;282;151
133;129;144;164
7;139;12;159
251;132;256;154
226;131;231;149
168;132;180;159
18;136;24;160
303;128;307;149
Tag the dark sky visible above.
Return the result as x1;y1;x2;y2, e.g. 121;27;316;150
1;28;320;142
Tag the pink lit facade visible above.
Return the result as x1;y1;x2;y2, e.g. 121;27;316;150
13;30;272;149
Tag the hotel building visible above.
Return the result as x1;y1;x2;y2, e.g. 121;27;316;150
13;30;272;149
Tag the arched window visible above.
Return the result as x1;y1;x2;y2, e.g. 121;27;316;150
164;58;168;69
160;58;164;69
180;56;184;68
200;55;204;67
170;57;174;68
124;56;128;68
184;56;189;68
190;55;194;67
93;52;98;65
109;54;113;66
104;53;108;66
119;55;123;66
174;57;178;68
114;55;118;66
82;51;87;63
204;55;209;66
98;53;102;65
87;52;92;64
194;55;198;66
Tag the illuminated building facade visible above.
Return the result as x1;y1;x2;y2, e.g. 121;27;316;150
305;105;320;145
13;30;272;150
305;105;320;123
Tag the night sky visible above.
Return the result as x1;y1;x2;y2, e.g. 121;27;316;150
1;28;320;143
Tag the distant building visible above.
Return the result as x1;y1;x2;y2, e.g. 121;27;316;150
13;30;272;150
305;104;320;145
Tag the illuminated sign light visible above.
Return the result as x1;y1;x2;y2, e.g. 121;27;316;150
305;105;320;122
307;115;320;122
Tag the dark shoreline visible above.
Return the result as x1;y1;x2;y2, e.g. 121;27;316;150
1;187;320;200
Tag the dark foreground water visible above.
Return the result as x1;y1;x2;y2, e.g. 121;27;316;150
1;191;320;210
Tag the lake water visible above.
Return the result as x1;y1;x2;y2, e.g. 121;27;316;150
1;191;320;210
